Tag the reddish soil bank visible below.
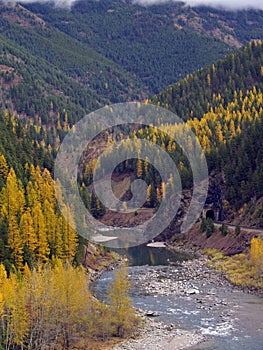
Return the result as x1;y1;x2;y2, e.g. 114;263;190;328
180;224;257;256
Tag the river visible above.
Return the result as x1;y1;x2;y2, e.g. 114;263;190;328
93;246;263;350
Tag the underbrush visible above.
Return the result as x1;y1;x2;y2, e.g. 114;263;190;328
204;244;263;290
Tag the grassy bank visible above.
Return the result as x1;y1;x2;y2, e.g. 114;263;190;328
205;238;263;293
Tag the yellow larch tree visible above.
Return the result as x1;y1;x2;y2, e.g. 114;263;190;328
0;154;8;181
54;216;64;259
60;206;78;262
9;218;24;269
20;208;37;256
3;271;29;348
0;169;25;269
43;200;57;256
48;260;91;349
107;266;136;338
250;237;263;275
137;158;143;178
0;168;25;220
26;181;39;208
41;169;56;208
0;263;7;317
32;203;50;263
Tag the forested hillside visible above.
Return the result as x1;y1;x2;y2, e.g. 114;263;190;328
79;41;263;226
150;40;263;219
24;0;263;94
0;110;53;179
23;0;232;93
0;2;262;348
1;10;262;269
0;0;238;159
0;0;263;350
1;0;263;127
0;1;148;124
0;34;102;121
0;0;237;123
150;41;263;120
0;113;138;349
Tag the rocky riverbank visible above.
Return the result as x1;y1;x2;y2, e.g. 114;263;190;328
87;256;124;282
168;242;263;297
130;255;234;297
92;242;263;350
112;314;206;350
82;243;125;282
108;254;238;350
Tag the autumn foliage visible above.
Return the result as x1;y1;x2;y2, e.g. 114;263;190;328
0;162;78;271
0;262;138;350
250;237;263;275
209;237;263;289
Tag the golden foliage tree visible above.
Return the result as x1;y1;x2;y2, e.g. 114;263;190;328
20;208;37;256
250;237;263;275
32;203;50;263
107;266;137;338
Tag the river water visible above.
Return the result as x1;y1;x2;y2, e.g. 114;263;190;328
93;246;263;350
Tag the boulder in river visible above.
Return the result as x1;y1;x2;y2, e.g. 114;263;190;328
145;310;160;317
186;288;200;295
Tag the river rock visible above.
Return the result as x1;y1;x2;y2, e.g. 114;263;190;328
145;310;160;317
186;288;200;295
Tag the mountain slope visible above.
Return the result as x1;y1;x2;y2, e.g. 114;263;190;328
149;41;263;222
0;34;102;124
150;40;263;120
0;1;148;124
1;0;263;124
22;0;233;93
164;4;263;47
2;0;263;124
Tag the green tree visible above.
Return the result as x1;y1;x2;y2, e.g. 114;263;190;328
206;219;215;238
219;223;228;236
235;224;241;236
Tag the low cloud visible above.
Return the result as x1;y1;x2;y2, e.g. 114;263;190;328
18;0;77;8
12;0;263;10
134;0;263;11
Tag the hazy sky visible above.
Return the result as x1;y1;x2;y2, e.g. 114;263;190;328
18;0;263;10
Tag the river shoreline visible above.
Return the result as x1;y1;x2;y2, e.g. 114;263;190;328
105;254;228;349
112;314;207;350
101;244;262;350
167;242;263;297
